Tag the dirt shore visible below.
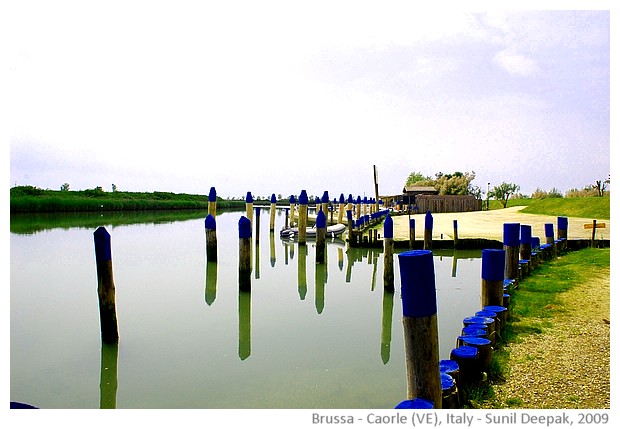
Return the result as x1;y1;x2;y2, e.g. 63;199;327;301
390;206;610;242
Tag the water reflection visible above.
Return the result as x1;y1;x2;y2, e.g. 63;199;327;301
99;342;118;409
205;260;218;306
238;290;251;361
380;290;395;365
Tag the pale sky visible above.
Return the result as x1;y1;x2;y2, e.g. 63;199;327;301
7;1;613;200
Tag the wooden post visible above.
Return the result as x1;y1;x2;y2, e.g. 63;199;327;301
591;219;597;247
545;223;556;256
208;186;217;218
245;192;253;225
321;191;329;218
289;195;296;227
557;216;568;253
481;249;505;308
356;196;362;221
298;190;308;244
409;218;415;249
373;164;380;213
399;250;442;408
93;227;119;344
269;194;277;231
383;214;394;292
453;219;458;248
424;211;433;250
238;216;252;292
346;209;356;247
205;214;217;262
503;223;520;281
254;206;261;244
316;209;327;264
519;224;532;261
338;193;345;224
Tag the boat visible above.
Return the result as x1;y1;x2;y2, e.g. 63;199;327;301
280;223;346;239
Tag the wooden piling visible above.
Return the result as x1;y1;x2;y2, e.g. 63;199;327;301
269;194;277;231
205;214;217;262
590;219;597;247
557;216;568;253
321;191;329;217
245;192;253;225
519;224;532;261
545;223;556;256
93;226;119;344
481;248;505;308
254;206;261;244
399;250;442;408
238;216;252;292
338;193;345;224
424;211;433;250
409;218;415;249
453;219;458;248
208;186;217;218
289;195;296;227
298;190;308;244
503;223;520;281
316;209;327;264
383;214;394;292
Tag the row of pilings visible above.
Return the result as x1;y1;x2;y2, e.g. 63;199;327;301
392;215;575;409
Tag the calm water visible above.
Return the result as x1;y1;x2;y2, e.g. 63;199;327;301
10;209;482;409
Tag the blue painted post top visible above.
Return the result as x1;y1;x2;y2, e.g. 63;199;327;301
395;398;434;409
545;223;554;238
299;190;308;205
255;206;260;215
348;194;353;203
238;216;252;238
356;196;361;204
441;373;455;390
347;210;353;220
531;237;541;248
94;227;112;261
208;187;217;202
483;305;507;315
316;209;326;228
363;196;368;204
503;223;520;247
384;214;393;238
270;194;277;204
439;359;459;374
520;225;532;243
453;219;458;228
289;195;296;204
409;218;415;228
558;216;568;230
315;197;321;205
451;345;478;359
245;192;253;203
481;249;505;281
205;214;216;230
339;193;345;204
398;250;437;318
425;211;433;229
322;191;329;203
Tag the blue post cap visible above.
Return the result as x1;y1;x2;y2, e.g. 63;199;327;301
299;190;308;205
481;249;505;281
459;336;491;347
270;194;277;204
205;214;216;230
255;206;260;215
425;211;433;229
520;224;532;243
451;345;478;359
348;194;353;203
315;197;321;205
483;305;507;314
322;191;329;203
441;372;455;390
545;223;554;238
347;210;352;220
461;326;487;337
289;195;296;203
476;310;497;318
208;187;217;202
453;219;458;228
503;223;520;247
356;196;361;203
409;218;415;228
238;216;252;239
384;214;393;238
398;250;437;318
245;192;253;203
463;316;494;325
316;209;326;228
531;236;540;248
94;226;112;261
395;398;434;409
439;359;459;374
558;216;568;230
363;196;368;203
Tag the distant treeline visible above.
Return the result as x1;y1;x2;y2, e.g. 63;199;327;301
9;186;257;213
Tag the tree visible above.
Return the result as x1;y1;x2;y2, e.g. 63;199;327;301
593;175;610;196
112;184;117;192
405;171;432;187
434;171;477;195
489;182;520;208
60;183;70;192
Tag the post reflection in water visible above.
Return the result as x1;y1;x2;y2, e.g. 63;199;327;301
205;260;218;306
380;290;395;365
315;261;327;314
269;232;276;267
99;342;118;409
297;243;307;300
238;289;251;361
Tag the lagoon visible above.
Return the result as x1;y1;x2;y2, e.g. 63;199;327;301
10;209;483;409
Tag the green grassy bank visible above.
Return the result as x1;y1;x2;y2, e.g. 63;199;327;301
490;196;610;219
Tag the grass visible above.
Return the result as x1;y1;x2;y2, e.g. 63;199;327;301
489;196;610;219
464;246;610;408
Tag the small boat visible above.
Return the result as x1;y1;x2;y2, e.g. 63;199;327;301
280;223;346;239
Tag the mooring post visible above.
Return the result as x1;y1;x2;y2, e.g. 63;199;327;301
399;250;442;408
519;224;532;261
590;219;597;248
481;248;505;308
503;223;520;281
289;195;296;227
424;211;433;250
269;194;277;231
356;196;362;220
238;216;252;292
93;226;119;344
208;186;217;218
347;209;356;247
383;214;394;292
409;218;415;249
205;214;217;262
245;192;253;225
254;206;261;244
321;191;329;219
453;220;458;248
298;190;308;244
545;223;556;257
338;193;345;224
557;216;568;253
316;209;327;264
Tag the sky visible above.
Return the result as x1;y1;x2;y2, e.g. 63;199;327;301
6;1;613;201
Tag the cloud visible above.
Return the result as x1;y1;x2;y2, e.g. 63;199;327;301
493;48;540;76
